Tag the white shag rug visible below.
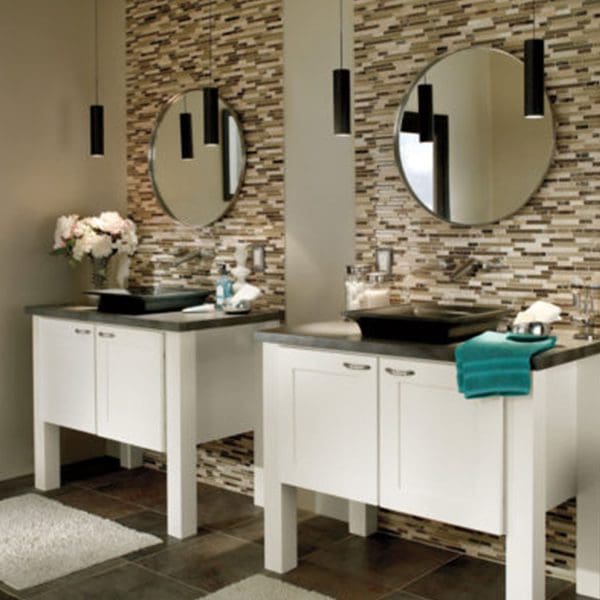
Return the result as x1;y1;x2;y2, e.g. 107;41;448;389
203;575;333;599
0;493;161;590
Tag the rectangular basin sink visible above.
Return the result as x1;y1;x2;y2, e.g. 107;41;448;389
88;286;212;315
345;303;510;344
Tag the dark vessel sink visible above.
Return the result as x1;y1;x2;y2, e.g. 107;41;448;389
345;303;510;344
87;287;212;315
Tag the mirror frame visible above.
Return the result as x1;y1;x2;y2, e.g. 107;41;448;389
148;89;248;227
393;47;555;227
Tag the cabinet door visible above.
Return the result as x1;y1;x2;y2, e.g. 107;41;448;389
379;357;504;535
35;318;96;433
96;325;165;452
276;347;378;504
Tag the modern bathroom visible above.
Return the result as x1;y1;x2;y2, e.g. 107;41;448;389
1;0;599;599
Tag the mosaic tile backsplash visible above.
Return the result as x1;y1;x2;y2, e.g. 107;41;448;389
352;0;599;582
125;0;284;309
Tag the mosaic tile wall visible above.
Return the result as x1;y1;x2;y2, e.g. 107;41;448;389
125;0;284;309
353;0;599;582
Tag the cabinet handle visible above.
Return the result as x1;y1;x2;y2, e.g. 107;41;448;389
74;328;91;335
98;331;115;339
343;362;371;371
385;367;415;377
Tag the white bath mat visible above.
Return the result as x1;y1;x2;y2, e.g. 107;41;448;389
0;493;161;590
203;574;333;599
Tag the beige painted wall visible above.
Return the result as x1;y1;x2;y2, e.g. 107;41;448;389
0;0;126;480
284;0;355;327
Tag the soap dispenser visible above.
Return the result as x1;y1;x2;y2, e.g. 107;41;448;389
215;264;234;309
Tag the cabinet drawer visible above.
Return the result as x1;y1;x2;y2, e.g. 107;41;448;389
96;325;165;452
276;347;378;504
379;357;504;534
35;318;96;434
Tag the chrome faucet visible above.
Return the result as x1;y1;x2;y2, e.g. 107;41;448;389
173;248;215;267
447;256;506;282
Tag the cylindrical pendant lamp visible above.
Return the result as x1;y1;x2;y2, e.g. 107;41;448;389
333;68;351;136
203;86;219;146
90;105;104;156
179;111;194;159
524;38;545;118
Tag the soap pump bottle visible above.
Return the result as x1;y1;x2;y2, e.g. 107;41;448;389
216;264;234;309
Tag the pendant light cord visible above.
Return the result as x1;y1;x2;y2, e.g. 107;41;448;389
339;0;343;69
209;0;213;85
533;0;537;39
94;0;99;104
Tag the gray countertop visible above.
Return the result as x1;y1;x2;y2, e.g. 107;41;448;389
255;320;600;371
26;304;284;333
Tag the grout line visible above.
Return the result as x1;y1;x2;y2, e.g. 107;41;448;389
391;553;462;593
131;561;209;595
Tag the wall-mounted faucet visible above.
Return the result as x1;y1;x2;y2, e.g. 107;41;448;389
173;248;215;267
446;256;507;282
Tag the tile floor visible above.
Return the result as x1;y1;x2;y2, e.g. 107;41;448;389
0;458;588;599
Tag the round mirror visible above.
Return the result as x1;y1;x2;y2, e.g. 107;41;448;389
394;48;554;226
149;89;246;227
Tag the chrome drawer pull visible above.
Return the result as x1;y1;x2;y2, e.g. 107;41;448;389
74;328;91;335
98;331;115;339
343;362;371;371
385;367;415;377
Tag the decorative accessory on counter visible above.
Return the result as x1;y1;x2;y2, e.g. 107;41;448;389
524;0;545;118
513;300;561;326
204;0;219;146
333;0;351;136
51;212;138;289
456;331;556;399
363;272;391;308
223;298;252;314
231;244;251;292
215;264;234;309
182;302;216;313
344;265;368;310
230;282;261;306
90;0;104;156
572;278;600;340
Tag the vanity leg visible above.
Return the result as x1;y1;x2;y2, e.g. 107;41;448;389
119;444;144;469
576;356;600;598
348;501;378;537
265;481;297;573
34;420;60;490
505;374;547;600
165;332;198;539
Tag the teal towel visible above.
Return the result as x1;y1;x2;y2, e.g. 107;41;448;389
455;331;556;399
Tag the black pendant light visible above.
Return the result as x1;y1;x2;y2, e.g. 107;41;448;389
418;80;434;142
179;96;194;160
524;0;545;118
333;0;351;136
90;0;104;157
204;0;219;146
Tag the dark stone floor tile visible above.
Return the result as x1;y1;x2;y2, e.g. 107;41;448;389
43;487;141;520
281;560;393;600
306;532;457;589
227;513;351;557
90;468;168;509
405;556;571;600
33;563;201;600
0;590;19;600
61;456;121;485
17;558;127;599
136;531;263;592
0;474;34;500
551;584;597;600
379;592;429;600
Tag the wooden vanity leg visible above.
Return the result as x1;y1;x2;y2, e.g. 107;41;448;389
348;501;378;537
265;481;298;573
119;444;144;469
505;373;547;600
576;356;600;598
165;332;198;539
33;420;60;490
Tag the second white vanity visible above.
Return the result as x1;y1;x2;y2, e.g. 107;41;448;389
257;321;600;600
27;304;282;539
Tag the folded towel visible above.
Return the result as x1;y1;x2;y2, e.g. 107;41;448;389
455;331;556;399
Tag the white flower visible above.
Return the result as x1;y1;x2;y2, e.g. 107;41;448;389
96;211;127;236
53;214;78;249
115;219;138;256
89;232;113;259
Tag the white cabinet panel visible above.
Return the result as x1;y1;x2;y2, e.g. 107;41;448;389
276;347;378;504
36;318;96;434
379;357;504;534
96;325;165;452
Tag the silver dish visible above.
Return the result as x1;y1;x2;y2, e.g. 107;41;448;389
510;321;552;337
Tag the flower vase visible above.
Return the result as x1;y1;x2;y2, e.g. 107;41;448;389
91;256;110;289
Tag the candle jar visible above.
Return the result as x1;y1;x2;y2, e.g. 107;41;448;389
345;266;368;310
363;272;391;309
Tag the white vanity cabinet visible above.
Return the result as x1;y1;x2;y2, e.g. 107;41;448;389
379;357;504;534
36;318;96;434
275;347;378;504
96;325;165;452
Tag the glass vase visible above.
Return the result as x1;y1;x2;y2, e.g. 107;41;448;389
91;256;110;289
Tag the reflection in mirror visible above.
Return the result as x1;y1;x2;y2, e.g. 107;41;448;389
394;48;554;226
149;89;246;227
